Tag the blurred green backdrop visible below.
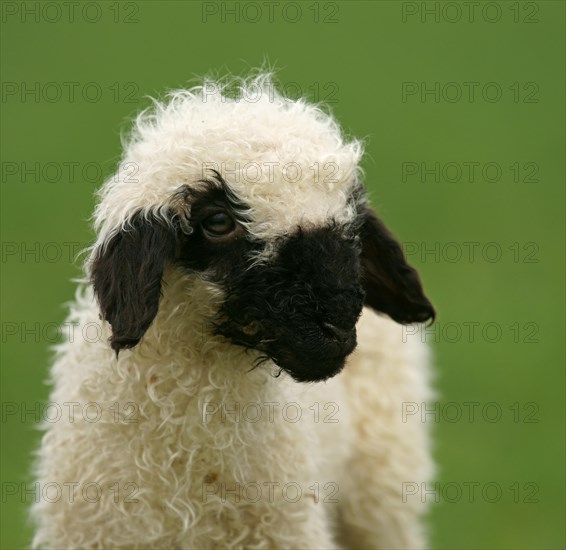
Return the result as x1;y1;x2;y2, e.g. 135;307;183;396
1;1;564;548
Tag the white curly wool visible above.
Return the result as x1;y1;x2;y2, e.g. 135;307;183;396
31;75;434;549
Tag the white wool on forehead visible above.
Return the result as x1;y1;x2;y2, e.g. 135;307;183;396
94;74;364;245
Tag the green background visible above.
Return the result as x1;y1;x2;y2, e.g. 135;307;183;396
1;1;564;548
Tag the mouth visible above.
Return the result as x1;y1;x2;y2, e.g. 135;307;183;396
216;319;359;382
265;330;358;383
215;311;361;382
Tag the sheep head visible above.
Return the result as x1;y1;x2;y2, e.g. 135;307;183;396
90;75;434;382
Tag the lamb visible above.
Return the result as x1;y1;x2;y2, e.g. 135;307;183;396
31;73;436;549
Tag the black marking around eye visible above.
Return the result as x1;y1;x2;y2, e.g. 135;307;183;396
174;170;251;225
175;172;263;276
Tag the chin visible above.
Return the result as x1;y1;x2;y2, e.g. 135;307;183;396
277;355;349;383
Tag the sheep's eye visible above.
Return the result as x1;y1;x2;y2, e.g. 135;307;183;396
201;211;236;238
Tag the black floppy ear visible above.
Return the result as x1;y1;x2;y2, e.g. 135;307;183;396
91;211;179;353
359;206;435;324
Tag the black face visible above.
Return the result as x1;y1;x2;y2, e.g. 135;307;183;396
173;175;364;382
217;227;365;382
91;172;435;383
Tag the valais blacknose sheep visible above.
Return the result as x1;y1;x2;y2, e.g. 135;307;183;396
32;74;436;549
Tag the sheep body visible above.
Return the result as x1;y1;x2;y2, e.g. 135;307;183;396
32;75;434;549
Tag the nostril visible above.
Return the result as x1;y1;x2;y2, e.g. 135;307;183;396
322;322;351;342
